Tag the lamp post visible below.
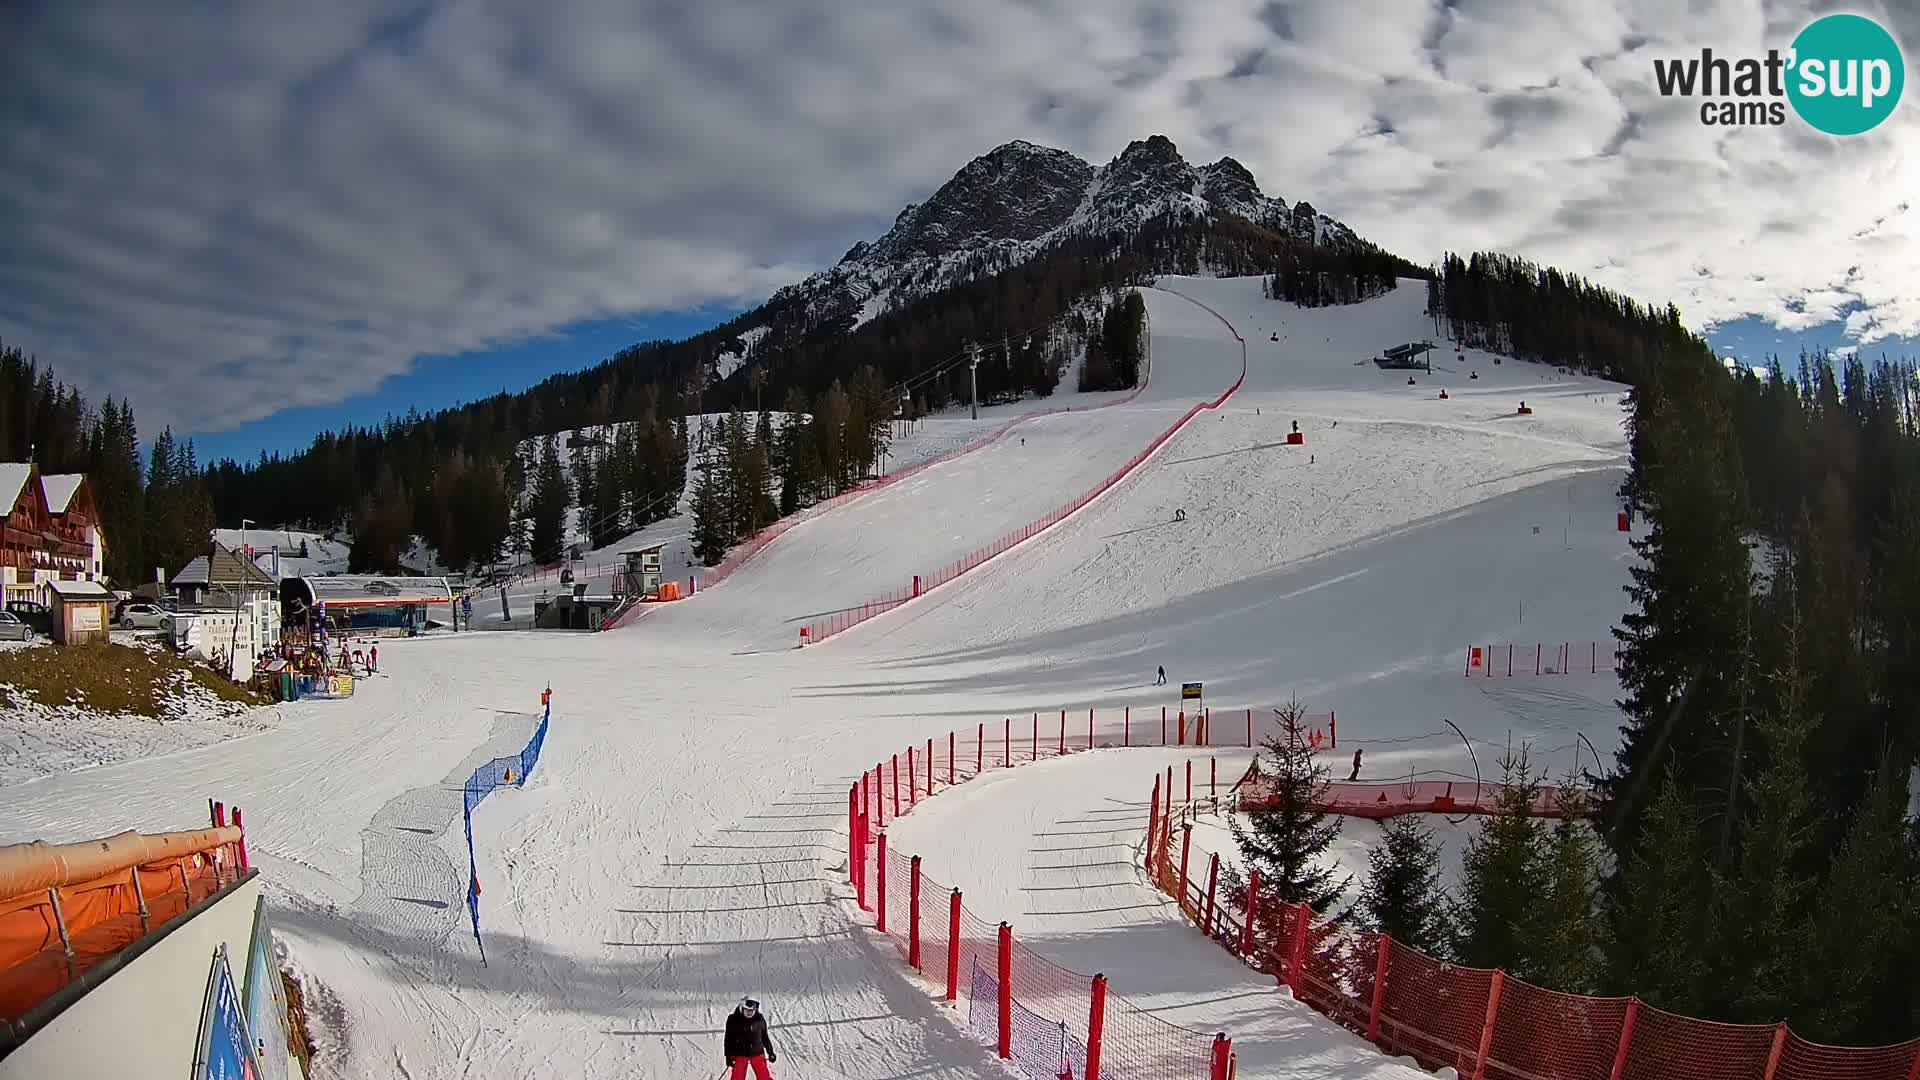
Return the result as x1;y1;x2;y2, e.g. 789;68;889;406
968;344;980;421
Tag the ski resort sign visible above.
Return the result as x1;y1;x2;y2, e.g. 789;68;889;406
1652;13;1904;134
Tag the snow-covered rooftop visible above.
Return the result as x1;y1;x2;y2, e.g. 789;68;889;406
39;474;83;513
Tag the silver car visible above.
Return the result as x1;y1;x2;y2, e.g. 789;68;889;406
0;611;34;641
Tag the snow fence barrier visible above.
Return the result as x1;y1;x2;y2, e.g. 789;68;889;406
801;291;1247;645
847;706;1237;1080
1465;641;1621;678
1144;785;1920;1080
462;690;552;963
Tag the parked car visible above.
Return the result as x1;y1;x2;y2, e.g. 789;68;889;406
5;600;51;635
119;602;168;630
0;611;33;641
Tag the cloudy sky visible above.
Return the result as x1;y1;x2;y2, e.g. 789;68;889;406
2;0;1915;458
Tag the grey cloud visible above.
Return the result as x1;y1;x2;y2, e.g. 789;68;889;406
0;0;1913;438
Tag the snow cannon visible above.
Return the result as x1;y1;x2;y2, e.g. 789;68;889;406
1439;389;1450;400
1517;401;1534;415
1286;420;1305;446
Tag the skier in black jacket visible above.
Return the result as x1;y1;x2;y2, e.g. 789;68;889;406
724;998;777;1079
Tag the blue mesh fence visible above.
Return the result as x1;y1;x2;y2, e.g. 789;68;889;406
965;958;1090;1080
463;698;552;962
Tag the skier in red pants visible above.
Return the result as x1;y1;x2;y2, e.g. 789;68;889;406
724;998;777;1079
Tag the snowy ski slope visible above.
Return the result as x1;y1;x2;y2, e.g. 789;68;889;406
0;277;1635;1079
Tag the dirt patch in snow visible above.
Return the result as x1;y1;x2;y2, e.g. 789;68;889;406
0;641;265;715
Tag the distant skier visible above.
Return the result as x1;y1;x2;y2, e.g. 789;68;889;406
1155;665;1167;686
1173;508;1186;523
1348;748;1363;782
725;998;777;1079
369;644;378;673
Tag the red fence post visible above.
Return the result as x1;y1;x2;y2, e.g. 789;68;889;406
212;800;225;828
1760;1025;1788;1080
1471;970;1505;1080
946;889;962;1001
233;808;248;871
1203;853;1220;933
1286;902;1310;993
997;923;1013;1059
1210;1034;1232;1080
1088;706;1094;750
1032;714;1039;761
1003;718;1010;767
1059;709;1066;755
892;754;901;818
1124;706;1130;747
1330;711;1336;749
876;833;889;933
1240;869;1261;958
1366;934;1391;1043
949;732;956;786
848;784;859;885
1186;759;1193;805
1179;710;1187;745
1247;708;1253;747
1211;756;1217;804
1161;706;1167;744
977;723;983;775
926;738;934;794
1178;825;1193;914
1086;974;1108;1080
1203;707;1210;745
908;746;918;806
1147;776;1161;859
1607;998;1641;1080
1906;1044;1920;1080
909;855;923;970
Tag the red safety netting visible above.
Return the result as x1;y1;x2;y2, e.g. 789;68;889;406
1151;815;1920;1080
804;312;1247;646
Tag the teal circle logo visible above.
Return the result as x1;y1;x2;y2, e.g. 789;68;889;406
1787;14;1905;135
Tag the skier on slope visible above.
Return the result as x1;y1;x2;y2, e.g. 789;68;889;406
725;998;778;1079
1156;665;1167;686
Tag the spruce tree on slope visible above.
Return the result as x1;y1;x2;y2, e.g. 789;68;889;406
1453;746;1548;972
1715;606;1818;1025
1796;760;1915;1044
1357;813;1450;954
528;434;570;564
1605;770;1710;1015
1525;780;1604;994
688;440;730;566
1228;698;1350;916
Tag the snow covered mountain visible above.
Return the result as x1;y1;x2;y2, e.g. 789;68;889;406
707;134;1365;380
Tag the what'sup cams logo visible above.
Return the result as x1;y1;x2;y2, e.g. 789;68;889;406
1653;12;1905;134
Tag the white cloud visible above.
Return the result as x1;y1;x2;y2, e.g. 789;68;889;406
0;0;1915;437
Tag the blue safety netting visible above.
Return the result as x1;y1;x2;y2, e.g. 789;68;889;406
463;698;551;962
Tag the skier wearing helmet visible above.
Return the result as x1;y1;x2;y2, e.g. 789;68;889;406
725;998;777;1079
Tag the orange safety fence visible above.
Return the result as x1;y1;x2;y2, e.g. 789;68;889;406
1146;784;1920;1080
0;822;249;1026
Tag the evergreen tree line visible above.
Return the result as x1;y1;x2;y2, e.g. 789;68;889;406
690;368;892;565
1426;252;1710;384
1079;292;1147;393
0;342;215;586
1263;246;1409;307
1599;331;1920;1043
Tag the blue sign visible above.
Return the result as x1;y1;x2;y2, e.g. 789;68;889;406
243;900;292;1080
196;944;260;1080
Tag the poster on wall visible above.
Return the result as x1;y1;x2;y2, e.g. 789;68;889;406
193;943;262;1080
71;606;100;631
243;898;293;1080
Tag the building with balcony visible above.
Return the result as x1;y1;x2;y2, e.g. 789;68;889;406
0;464;105;606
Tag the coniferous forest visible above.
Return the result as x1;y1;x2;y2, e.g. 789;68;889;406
1368;253;1920;1045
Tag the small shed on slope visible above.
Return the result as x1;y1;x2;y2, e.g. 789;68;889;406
46;578;113;646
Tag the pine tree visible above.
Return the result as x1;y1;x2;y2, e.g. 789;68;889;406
1228;698;1350;915
1605;771;1711;1014
1357;813;1450;954
1453;747;1549;972
528;434;569;563
1714;603;1819;1024
1525;781;1604;993
1797;760;1915;1043
688;439;729;566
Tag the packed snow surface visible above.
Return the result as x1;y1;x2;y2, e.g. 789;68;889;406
1;277;1635;1078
